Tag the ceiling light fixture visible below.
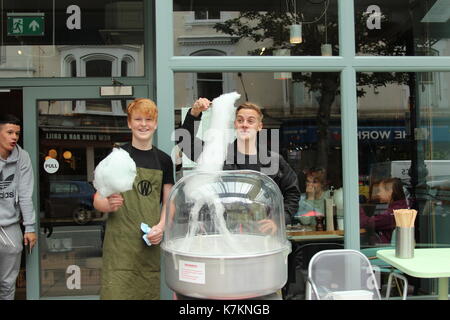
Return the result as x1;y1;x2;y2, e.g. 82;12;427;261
289;0;302;44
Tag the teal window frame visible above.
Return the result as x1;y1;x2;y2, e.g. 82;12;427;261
155;0;450;251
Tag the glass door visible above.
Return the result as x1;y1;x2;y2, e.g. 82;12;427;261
23;85;149;299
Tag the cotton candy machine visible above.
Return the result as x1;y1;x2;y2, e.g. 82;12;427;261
161;170;291;299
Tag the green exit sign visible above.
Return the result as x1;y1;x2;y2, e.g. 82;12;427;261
7;13;45;36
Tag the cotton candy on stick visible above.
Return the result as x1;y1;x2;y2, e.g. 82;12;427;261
93;147;137;198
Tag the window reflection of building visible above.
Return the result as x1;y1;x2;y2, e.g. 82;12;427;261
194;8;220;21
61;47;139;78
60;46;138;115
0;0;145;79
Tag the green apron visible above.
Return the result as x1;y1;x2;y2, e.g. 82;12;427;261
100;155;163;300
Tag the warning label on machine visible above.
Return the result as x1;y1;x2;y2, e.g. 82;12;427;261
179;260;206;284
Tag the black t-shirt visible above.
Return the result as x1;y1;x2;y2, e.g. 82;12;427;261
233;151;262;172
122;143;175;187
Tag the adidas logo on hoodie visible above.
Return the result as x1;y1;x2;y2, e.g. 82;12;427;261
0;174;15;199
0;174;14;190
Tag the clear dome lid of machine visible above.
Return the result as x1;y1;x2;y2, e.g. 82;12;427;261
161;170;290;257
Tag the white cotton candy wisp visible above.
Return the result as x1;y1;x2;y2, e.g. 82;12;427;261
184;91;241;200
181;92;243;253
195;91;241;172
93;147;137;198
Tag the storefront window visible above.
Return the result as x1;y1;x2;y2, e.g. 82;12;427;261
174;70;345;299
174;69;343;195
37;99;131;297
357;71;450;297
173;0;339;57
0;0;145;78
355;0;450;56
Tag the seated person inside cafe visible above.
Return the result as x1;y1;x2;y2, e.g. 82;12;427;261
360;177;408;244
293;167;331;226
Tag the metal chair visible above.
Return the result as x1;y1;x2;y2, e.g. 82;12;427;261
306;249;382;300
282;242;344;300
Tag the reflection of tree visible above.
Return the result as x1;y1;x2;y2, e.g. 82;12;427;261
214;9;410;175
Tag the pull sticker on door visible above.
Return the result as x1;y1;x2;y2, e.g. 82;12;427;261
44;158;59;174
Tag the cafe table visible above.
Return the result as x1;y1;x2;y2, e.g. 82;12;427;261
286;229;344;242
377;248;450;300
286;228;366;242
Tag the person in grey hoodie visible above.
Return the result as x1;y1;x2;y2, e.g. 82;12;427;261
0;114;37;300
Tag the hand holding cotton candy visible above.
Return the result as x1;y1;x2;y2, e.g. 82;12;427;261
93;148;137;198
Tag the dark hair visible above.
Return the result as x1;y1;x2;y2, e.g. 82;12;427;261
380;177;406;203
0;114;21;126
303;167;327;186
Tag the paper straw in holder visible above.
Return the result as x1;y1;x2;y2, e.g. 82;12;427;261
394;209;417;259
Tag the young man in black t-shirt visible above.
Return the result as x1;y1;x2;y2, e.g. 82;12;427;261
178;98;300;226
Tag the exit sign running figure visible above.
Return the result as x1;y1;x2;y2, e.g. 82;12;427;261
7;12;45;36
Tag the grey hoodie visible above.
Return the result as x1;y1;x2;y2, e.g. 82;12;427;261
0;145;36;233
